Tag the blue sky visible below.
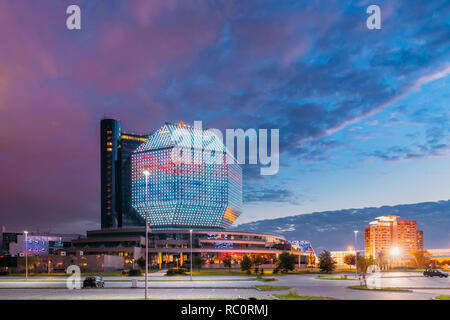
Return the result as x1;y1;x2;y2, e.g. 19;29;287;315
0;0;449;231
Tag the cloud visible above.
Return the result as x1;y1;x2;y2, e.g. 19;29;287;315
244;186;300;205
0;0;449;231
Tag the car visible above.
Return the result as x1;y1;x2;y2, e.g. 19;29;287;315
423;268;448;278
82;276;105;288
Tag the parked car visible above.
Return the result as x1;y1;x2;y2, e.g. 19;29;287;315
423;268;448;278
83;276;105;288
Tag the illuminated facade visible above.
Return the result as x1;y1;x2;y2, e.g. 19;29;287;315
7;232;78;256
331;250;356;267
131;122;242;229
68;229;316;269
417;230;424;250
364;216;423;259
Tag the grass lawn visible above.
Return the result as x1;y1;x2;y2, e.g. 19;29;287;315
316;276;356;280
255;277;278;282
435;295;450;300
348;285;411;292
273;294;340;300
254;285;291;291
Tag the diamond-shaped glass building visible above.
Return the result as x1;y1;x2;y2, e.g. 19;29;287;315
131;122;242;229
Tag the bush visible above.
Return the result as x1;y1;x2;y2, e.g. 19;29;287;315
166;267;188;276
288;289;299;297
272;268;279;274
128;269;142;276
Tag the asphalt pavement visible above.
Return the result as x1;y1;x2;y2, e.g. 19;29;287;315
0;272;448;300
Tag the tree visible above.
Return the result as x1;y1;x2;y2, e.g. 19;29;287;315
252;255;265;267
252;255;265;273
376;252;388;269
318;250;336;273
343;254;356;268
276;252;297;273
136;257;145;270
437;259;450;267
410;250;431;268
357;255;374;273
240;255;253;274
223;257;232;272
192;255;205;270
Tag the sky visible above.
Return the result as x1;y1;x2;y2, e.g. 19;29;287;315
0;0;449;233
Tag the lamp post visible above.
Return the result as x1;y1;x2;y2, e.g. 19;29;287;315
354;230;358;278
190;229;193;281
24;231;28;280
143;169;150;300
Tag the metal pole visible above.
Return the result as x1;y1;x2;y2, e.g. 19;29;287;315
145;173;149;300
354;230;358;278
190;230;193;281
25;231;28;280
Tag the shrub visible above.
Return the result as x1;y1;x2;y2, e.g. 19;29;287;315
288;289;299;297
128;269;142;276
166;267;188;276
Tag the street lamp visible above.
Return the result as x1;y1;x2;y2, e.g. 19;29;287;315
24;231;28;280
390;247;401;257
354;230;358;278
143;169;150;300
190;229;193;281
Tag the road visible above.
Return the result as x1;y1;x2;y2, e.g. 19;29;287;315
0;272;448;300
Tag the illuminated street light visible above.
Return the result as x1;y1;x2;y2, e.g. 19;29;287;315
390;247;401;270
143;169;150;300
24;231;28;280
354;230;359;278
190;229;193;281
390;247;401;257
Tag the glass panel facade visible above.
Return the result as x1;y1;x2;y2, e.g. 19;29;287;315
131;123;242;229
